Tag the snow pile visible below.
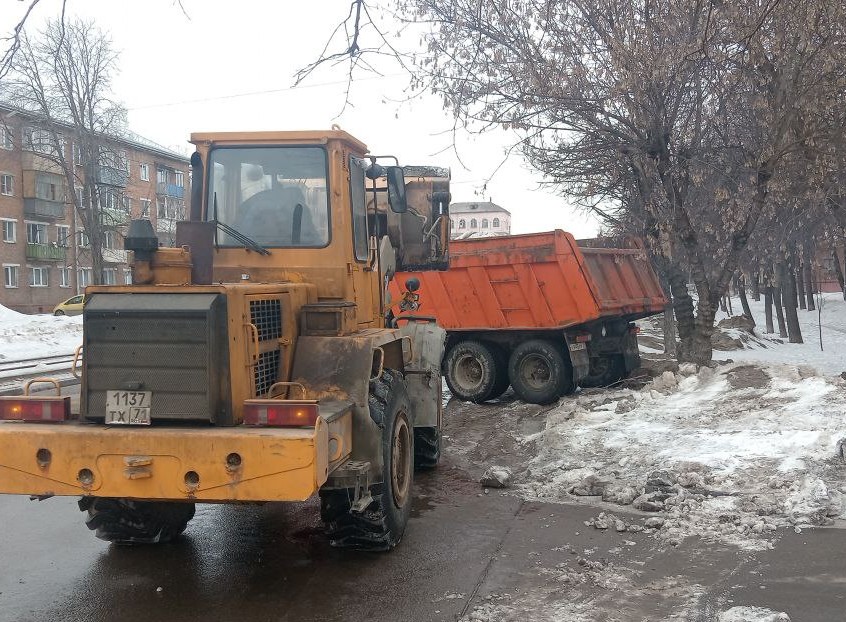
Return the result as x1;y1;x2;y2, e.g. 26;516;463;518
718;607;790;622
0;303;82;362
517;362;846;549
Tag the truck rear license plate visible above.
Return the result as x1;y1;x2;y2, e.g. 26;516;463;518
106;391;152;425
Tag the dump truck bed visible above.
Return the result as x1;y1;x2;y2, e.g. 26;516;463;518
395;230;665;331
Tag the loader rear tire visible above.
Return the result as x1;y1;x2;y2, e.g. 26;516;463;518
444;340;498;403
508;339;572;405
79;497;195;545
414;426;440;470
321;369;414;551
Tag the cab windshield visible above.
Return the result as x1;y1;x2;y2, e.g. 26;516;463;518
207;146;330;248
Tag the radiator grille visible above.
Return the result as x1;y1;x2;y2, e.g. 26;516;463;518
255;349;280;396
250;298;282;340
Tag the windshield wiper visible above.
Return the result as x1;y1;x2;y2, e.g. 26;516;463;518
214;220;271;255
212;192;270;255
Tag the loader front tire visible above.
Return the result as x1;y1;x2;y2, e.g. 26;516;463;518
321;369;414;551
79;497;195;545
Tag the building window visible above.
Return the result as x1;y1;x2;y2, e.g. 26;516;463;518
458;219;466;229
78;268;92;288
493;218;500;228
0;127;12;150
103;230;115;249
156;196;166;219
157;168;168;185
56;225;70;247
4;264;19;288
26;222;48;244
140;198;151;216
75;187;84;207
1;219;15;243
73;143;83;166
123;269;132;285
481;218;489;229
35;175;59;201
470;218;477;228
102;268;117;285
59;267;71;288
24;128;63;157
29;266;49;287
77;230;90;248
140;163;149;181
174;171;184;187
123;196;132;215
1;174;13;196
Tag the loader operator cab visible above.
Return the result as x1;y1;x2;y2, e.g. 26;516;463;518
207;146;329;248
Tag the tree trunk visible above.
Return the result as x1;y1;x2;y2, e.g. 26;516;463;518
663;304;677;356
784;256;803;343
804;240;815;311
667;266;694;359
764;287;774;333
738;276;754;324
773;263;788;338
832;246;845;300
726;294;733;316
751;271;761;301
797;259;806;310
687;294;717;365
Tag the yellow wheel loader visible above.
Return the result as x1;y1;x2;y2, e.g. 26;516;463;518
0;130;448;551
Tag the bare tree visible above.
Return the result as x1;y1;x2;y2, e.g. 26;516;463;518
6;18;128;287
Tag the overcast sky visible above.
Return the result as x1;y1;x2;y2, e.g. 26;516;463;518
3;0;600;237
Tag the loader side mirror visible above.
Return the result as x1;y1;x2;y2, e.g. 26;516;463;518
386;166;407;214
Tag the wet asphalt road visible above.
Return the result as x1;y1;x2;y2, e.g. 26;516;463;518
2;394;846;620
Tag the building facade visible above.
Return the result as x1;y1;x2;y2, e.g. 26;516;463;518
449;201;511;239
0;107;189;313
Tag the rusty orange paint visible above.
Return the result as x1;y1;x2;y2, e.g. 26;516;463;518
391;230;666;331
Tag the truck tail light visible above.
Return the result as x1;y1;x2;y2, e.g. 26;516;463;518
574;333;592;343
242;400;319;427
0;396;71;422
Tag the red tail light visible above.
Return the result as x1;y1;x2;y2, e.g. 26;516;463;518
0;396;71;422
574;333;592;343
243;400;319;427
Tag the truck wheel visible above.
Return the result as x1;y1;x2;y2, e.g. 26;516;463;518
443;340;498;402
414;426;440;470
79;497;195;545
487;346;511;400
321;369;414;551
508;339;572;404
580;354;625;388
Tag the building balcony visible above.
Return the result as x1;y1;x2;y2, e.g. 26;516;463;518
95;165;129;187
102;248;128;264
21;152;64;175
23;198;66;220
156;182;184;198
26;243;67;262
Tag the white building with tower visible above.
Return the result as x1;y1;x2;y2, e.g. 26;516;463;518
449;201;511;239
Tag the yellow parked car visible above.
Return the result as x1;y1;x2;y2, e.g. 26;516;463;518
53;294;84;316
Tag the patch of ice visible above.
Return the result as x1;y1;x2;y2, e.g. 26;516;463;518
718;606;790;621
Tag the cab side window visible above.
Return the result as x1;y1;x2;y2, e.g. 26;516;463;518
350;157;368;262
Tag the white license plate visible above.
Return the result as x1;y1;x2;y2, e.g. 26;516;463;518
105;390;152;425
568;342;587;351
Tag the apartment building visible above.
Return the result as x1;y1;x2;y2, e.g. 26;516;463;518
449;201;511;239
0;105;189;314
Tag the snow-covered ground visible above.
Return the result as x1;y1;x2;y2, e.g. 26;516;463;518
0;304;82;365
512;293;846;552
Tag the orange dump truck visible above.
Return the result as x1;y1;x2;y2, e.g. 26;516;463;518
390;230;666;404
